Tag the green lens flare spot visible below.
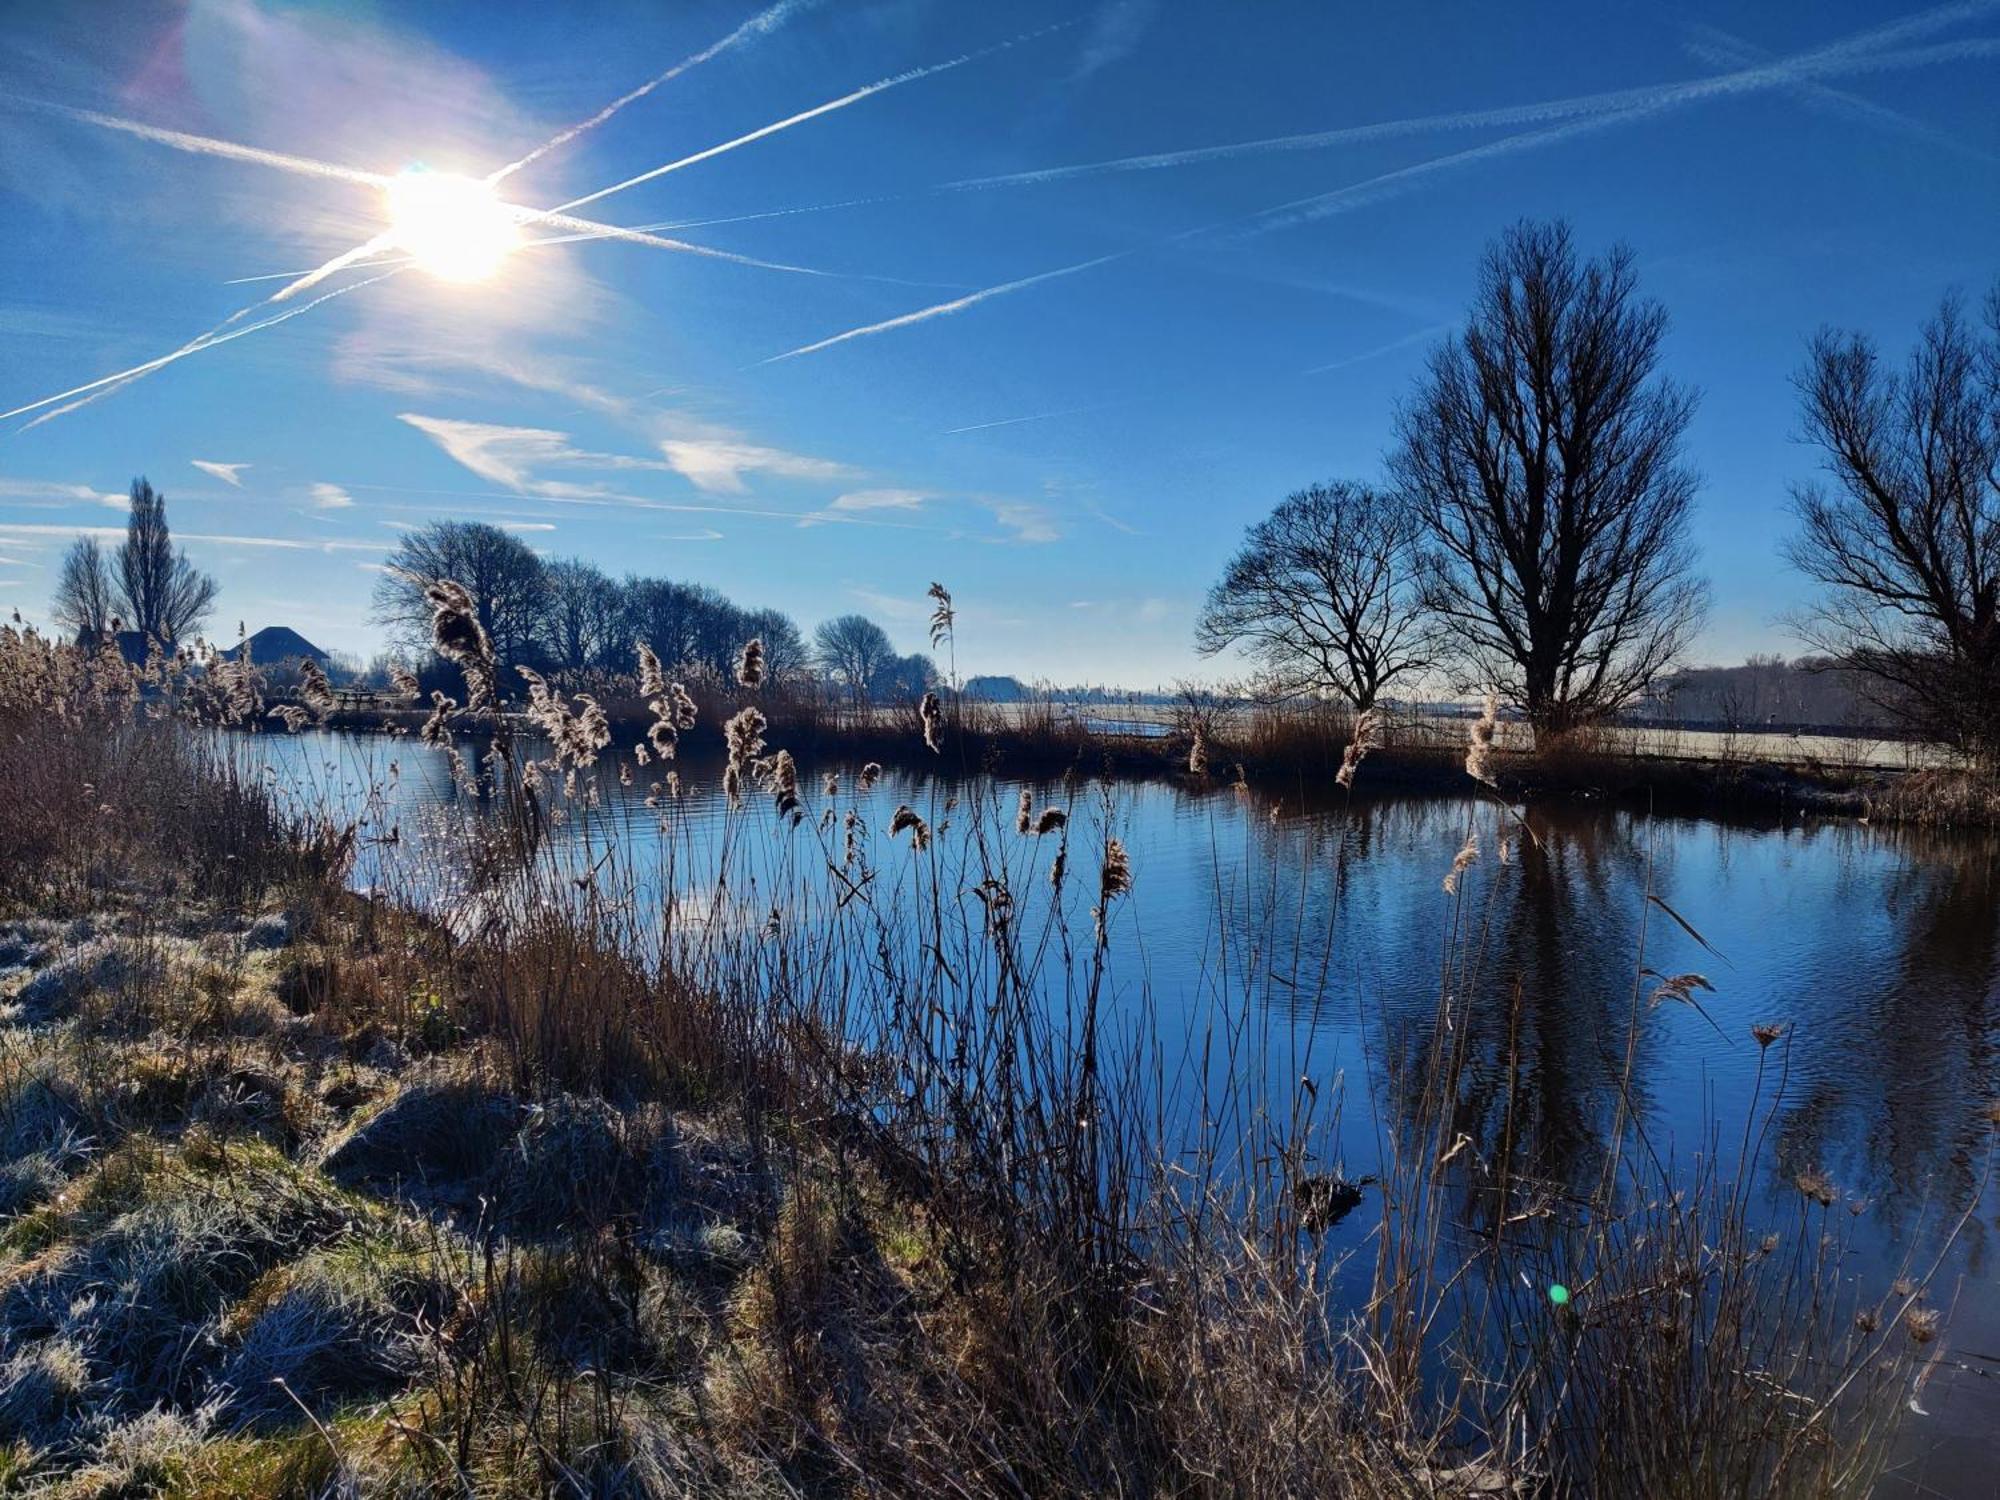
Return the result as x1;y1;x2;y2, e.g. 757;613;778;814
1548;1283;1571;1307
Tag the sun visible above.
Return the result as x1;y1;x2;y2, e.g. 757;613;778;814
385;165;521;283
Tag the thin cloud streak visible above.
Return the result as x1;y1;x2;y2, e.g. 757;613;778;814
556;23;1072;214
1303;323;1450;375
3;272;400;429
945;1;2000;191
14;100;391;189
191;460;249;486
944;402;1118;434
486;0;822;184
765;252;1127;362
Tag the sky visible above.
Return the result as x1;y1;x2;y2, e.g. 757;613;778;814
1;0;1996;684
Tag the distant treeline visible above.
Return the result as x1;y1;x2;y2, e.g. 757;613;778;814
1646;655;1894;733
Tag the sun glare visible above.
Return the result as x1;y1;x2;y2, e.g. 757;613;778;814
385;165;520;283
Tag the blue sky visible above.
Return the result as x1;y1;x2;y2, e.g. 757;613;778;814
2;0;1995;683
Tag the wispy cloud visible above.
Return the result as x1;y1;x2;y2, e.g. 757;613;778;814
308;482;354;509
658;436;852;494
1070;0;1157;82
828;488;930;512
981;499;1061;544
191;460;249;487
500;521;556;532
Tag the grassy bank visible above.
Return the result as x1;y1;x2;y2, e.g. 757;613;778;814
1;617;1981;1496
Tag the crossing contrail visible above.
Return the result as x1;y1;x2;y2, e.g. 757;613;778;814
485;0;823;184
6;273;400;430
943;1;2000;191
555;22;1072;213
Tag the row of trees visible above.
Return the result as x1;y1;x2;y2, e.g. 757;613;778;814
52;479;219;647
370;520;937;702
1198;219;1999;766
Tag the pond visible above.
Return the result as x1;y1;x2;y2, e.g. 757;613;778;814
248;727;2000;1492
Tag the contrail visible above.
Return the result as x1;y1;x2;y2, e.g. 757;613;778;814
1302;324;1449;376
764;253;1126;362
1227;36;2000;240
6;273;399;430
944;402;1117;434
758;9;2000;365
485;0;822;184
1682;21;2000;165
16;100;392;189
942;1;2000;191
557;23;1071;214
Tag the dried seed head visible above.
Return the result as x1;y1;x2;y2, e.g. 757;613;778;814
1465;693;1499;786
1016;788;1033;834
636;640;665;698
1188;725;1209;776
736;636;765;689
1905;1307;1941;1345
926;581;955;648
889;804;931;850
919;690;943;754
1795;1167;1838;1208
388;663;421;701
1442;831;1479;895
1033;806;1067;836
1336;709;1383;790
1751;1022;1784;1049
859;761;883;791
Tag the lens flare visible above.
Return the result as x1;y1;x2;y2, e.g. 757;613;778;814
385;165;520;282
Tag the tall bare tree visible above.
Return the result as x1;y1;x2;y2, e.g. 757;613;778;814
1196;480;1433;708
814;614;896;705
1392;221;1707;739
1787;289;2000;767
373;520;548;678
114;478;217;645
51;535;116;646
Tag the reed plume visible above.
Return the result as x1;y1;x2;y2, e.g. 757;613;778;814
420;690;457;747
1033;806;1067;835
297;656;336;722
920;690;943;754
423;578;495;711
388;663;421;701
889;804;931;850
824;772;839;799
1093;836;1132;940
267;705;310;733
736;636;765;689
1442;830;1479;894
1016;788;1033;834
637;639;665;698
859;762;882;791
1465;693;1499;785
1335;708;1383;790
1189;725;1209;776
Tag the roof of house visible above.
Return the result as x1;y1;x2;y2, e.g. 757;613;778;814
235;625;329;666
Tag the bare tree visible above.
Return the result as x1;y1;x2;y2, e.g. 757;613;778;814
539;558;622;675
1196;480;1433;708
1392;221;1707;740
114;478;218;645
373;521;548;679
51;535;116;646
814;614;896;705
1787;289;2000;767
